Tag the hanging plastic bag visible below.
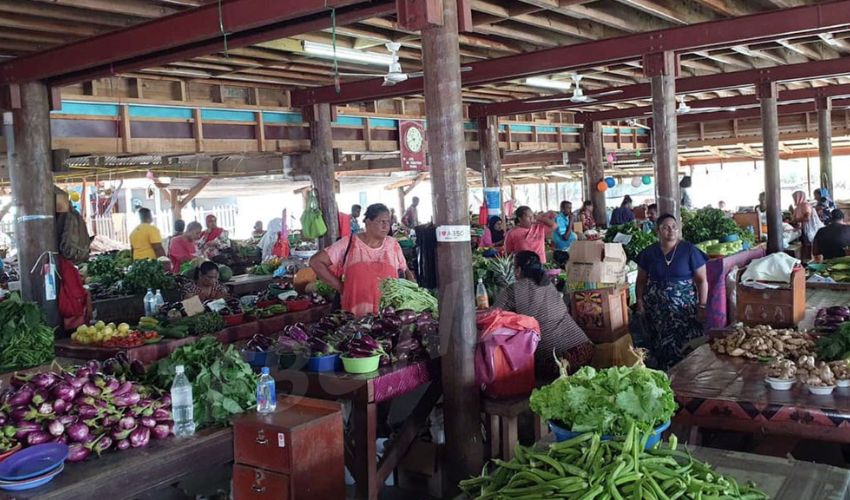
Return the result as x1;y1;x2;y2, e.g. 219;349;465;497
300;189;327;240
803;212;824;242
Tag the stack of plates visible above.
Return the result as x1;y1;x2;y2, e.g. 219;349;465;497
0;443;68;491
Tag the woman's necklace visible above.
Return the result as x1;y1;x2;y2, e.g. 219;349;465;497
663;243;679;267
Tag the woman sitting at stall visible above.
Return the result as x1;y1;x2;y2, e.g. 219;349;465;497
494;251;593;378
259;210;290;261
793;190;823;259
504;206;556;264
610;195;636;226
635;214;708;370
181;261;230;302
168;221;202;273
479;216;505;249
310;203;415;316
199;214;230;259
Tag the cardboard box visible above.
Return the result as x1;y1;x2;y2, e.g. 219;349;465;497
570;285;630;343
398;440;444;499
566;241;627;284
591;334;641;369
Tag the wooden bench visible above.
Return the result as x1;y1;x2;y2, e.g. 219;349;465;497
482;396;546;461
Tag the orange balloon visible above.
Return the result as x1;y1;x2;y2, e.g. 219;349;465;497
597;181;608;192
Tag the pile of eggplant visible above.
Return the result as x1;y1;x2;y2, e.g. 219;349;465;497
276;308;439;366
0;360;172;462
815;306;850;333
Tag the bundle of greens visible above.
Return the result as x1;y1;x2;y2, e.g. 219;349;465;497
379;278;438;315
529;365;676;435
148;337;257;427
121;259;176;295
817;321;850;361
459;423;767;499
681;207;754;246
84;253;125;288
0;293;55;371
172;312;226;336
604;223;657;262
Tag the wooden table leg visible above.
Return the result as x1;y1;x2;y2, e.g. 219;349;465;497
489;414;500;460
351;389;378;500
501;415;518;461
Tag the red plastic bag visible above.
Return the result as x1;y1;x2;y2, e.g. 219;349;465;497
57;256;90;331
475;309;540;399
478;203;488;226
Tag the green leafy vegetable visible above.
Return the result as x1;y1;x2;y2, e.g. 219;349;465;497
0;293;55;371
604;223;657;262
121;259;176;295
84;253;125;288
681;207;754;246
529;365;676;435
148;337;257;428
817;321;850;361
380;279;438;315
173;312;226;336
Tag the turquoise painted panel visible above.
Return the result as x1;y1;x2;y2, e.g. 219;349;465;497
334;115;364;126
263;112;303;124
463;122;476;131
537;126;557;133
509;124;533;133
368;117;397;128
128;105;192;119
602;127;618;134
560;127;580;133
200;109;255;122
55;102;118;117
635;128;648;136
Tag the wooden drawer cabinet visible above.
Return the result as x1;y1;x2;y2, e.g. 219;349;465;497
736;267;805;328
233;396;344;500
234;464;290;500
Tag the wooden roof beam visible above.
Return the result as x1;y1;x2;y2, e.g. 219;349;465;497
28;0;179;18
613;0;719;25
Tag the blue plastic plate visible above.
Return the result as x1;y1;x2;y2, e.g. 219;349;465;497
0;443;68;481
0;463;64;491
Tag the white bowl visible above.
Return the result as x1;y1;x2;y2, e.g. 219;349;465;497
807;385;836;395
765;377;795;391
837;379;850;388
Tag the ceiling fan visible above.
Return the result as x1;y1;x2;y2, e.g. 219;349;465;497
525;74;624;104
626;119;651;131
337;42;470;87
674;95;737;115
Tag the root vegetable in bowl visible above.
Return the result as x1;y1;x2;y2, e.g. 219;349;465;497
766;359;796;380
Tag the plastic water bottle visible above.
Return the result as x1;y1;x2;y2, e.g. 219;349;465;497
171;365;196;437
154;289;164;313
476;278;489;310
143;289;154;316
256;367;277;414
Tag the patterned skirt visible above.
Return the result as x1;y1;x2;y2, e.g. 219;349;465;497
644;279;702;370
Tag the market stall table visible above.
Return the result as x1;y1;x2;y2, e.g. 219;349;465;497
0;427;233;500
272;359;441;500
225;274;275;296
669;344;850;444
704;247;766;331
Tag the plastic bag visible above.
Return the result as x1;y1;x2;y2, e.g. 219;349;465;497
726;265;739;324
740;253;799;286
803;213;824;242
300;190;327;240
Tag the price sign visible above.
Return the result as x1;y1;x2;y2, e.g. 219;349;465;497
436;225;471;242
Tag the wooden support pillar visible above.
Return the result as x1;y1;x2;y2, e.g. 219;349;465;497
398;187;406;215
306;103;339;249
644;51;680;221
583;122;607;226
817;96;833;196
422;0;482;493
758;81;784;254
3;82;59;325
478;115;502;217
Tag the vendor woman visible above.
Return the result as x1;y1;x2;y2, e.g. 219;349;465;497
635;214;708;370
494;251;593;378
503;206;556;264
310;203;415;316
181;261;230;302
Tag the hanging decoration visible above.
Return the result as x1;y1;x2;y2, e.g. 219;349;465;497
641;175;652;185
69;191;81;203
635;149;642;157
597;181;608;192
605;177;616;188
631;177;642;188
606;152;616;165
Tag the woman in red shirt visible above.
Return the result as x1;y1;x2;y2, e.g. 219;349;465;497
503;206;556;264
167;221;202;272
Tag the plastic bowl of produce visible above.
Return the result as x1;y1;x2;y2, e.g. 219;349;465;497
278;352;309;370
241;350;279;368
720;234;740;243
256;299;280;309
341;354;381;374
285;299;311;312
765;377;795;391
837;379;850;388
306;354;341;372
222;313;245;327
807;385;836;395
0;444;20;463
549;420;671;449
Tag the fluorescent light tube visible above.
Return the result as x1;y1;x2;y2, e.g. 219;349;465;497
303;41;393;66
525;77;572;91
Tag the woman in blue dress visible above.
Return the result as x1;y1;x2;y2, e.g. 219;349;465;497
635;213;709;370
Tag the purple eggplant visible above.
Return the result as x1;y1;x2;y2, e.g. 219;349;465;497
102;358;119;376
8;406;30;423
47;419;65;437
27;430;51;446
51;383;77;402
285;324;310;342
76;404;98;419
37;401;53;415
119;416;136;430
0;411;6;426
7;389;33;407
30;372;58;389
102;415;118;428
68;375;88;390
9;373;31;389
58;415;77;426
159;394;172;407
113;392;141;407
82;382;101;397
112;426;135;441
129;427;150;448
67;422;91;443
827;306;850;318
51;434;68;444
32;388;49;406
151;423;171;440
116;439;130;451
67;443;91;462
130;360;146;377
52;398;68;415
86;360;101;375
93;435;113;454
75;367;92;379
139;416;156;428
14;421;41;439
104;378;120;393
153;408;171;421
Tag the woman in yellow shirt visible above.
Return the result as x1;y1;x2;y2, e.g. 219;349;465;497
129;208;165;260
